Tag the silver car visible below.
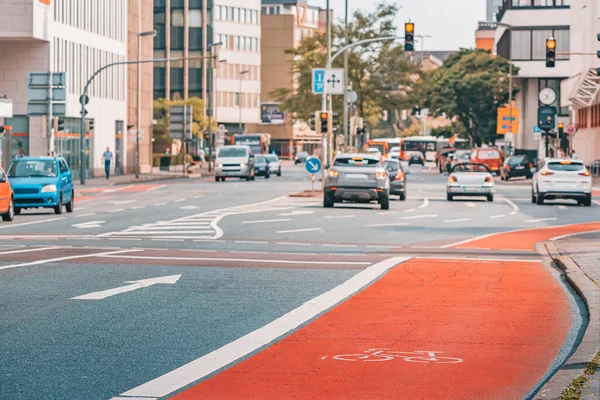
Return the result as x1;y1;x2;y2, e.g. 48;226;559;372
265;154;282;177
324;153;391;210
215;145;255;182
447;162;494;202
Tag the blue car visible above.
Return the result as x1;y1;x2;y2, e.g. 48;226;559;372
7;156;75;215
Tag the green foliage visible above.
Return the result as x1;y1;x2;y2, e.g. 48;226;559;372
431;121;468;139
271;1;418;132
414;49;518;146
153;97;214;144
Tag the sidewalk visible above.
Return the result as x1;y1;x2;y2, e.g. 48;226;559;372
75;167;213;187
537;234;600;399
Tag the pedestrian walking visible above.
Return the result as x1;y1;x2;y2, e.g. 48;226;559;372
571;149;578;159
102;147;113;180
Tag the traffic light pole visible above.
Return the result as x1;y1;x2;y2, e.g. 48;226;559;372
78;55;213;184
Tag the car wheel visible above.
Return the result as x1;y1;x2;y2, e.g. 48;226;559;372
323;192;334;208
278;170;281;177
501;174;505;181
536;192;544;205
14;207;21;215
379;193;390;210
531;189;536;204
2;198;14;222
250;175;255;181
246;175;251;181
399;192;406;201
526;175;533;180
66;191;74;213
447;193;453;201
215;177;220;182
584;195;592;207
487;194;494;202
54;195;63;215
265;173;270;179
222;177;226;182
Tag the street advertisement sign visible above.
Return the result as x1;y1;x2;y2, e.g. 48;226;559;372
260;103;285;125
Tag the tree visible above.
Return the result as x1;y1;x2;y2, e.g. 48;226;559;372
271;2;418;132
415;49;518;146
152;97;214;146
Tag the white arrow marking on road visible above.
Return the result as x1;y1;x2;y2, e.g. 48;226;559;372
72;221;106;229
72;274;182;300
418;198;429;209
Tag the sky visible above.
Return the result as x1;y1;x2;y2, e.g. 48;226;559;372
320;0;486;51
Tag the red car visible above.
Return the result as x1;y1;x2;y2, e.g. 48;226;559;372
470;148;503;175
0;167;14;221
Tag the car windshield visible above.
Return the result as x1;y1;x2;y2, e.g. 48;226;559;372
265;155;278;162
7;160;58;178
477;150;500;159
385;162;399;172
458;153;471;160
335;157;381;167
508;155;527;165
452;163;490;173
218;147;248;158
255;156;267;165
390;147;400;153
547;161;584;172
366;148;381;154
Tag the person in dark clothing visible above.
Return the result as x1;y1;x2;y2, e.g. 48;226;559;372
102;147;113;180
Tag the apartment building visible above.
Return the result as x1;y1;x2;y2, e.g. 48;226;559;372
495;0;571;159
0;0;151;178
153;0;261;135
246;0;327;157
561;0;600;166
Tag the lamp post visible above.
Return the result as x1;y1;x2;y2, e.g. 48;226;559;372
136;30;157;179
239;70;249;134
497;22;514;156
207;42;223;173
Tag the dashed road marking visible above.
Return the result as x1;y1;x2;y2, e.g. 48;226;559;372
235;240;270;244
368;223;410;227
525;218;557;223
444;218;471;223
175;199;186;203
0;217;65;230
464;203;476;208
324;215;355;219
404;208;417;213
276;228;323;234
109;209;124;213
277;242;312;246
242;219;293;224
400;214;438;220
489;215;505;219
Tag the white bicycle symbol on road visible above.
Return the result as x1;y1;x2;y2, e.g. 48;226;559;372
329;348;463;364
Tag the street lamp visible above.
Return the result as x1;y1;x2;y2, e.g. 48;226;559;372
496;22;515;155
239;70;249;134
206;42;223;173
136;29;157;179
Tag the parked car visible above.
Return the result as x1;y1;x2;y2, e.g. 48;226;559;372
385;158;407;201
7;156;74;214
447;163;495;202
295;152;309;165
215;145;255;182
0;167;14;221
501;155;533;181
532;159;592;206
408;151;425;166
265;154;282;177
470;148;503;175
254;155;271;179
324;153;390;210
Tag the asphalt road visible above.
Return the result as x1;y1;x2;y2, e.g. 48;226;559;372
1;163;599;400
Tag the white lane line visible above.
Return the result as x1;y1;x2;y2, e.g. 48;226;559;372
400;214;438;220
235;240;270;244
503;198;520;213
550;229;600;241
323;215;355;219
0;249;140;272
76;207;89;211
109;209;124;213
110;200;136;205
114;257;411;400
418;198;429;209
130;206;146;210
509;211;518;216
98;254;373;266
489;215;505;219
322;244;358;248
193;195;204;199
174;199;186;203
148;185;167;192
112;231;214;235
277;211;314;216
241;218;293;224
180;206;200;210
0;246;62;256
154;203;167;206
525;218;558;223
103;185;134;193
444;218;472;223
151;239;184;242
0;217;65;230
368;223;410;227
464;203;476;208
277;242;312;246
404;208;417;213
366;245;394;249
276;228;322;234
76;213;96;218
558;205;568;210
230;251;269;255
378;211;397;215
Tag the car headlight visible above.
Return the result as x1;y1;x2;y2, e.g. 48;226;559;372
218;163;223;168
449;176;457;183
376;171;387;179
42;184;57;193
240;163;246;168
328;169;339;177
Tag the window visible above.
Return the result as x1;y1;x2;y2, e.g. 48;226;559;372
512;0;569;5
189;10;202;27
223;6;228;20
511;30;531;60
241;9;246;23
216;5;222;20
172;10;184;26
234;7;240;22
531;29;552;60
512;29;569;61
235;92;240;106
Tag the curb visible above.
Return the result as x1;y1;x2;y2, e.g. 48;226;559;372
534;242;600;399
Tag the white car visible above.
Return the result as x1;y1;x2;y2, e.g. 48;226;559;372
532;158;592;206
390;147;401;159
447;163;494;202
366;148;383;159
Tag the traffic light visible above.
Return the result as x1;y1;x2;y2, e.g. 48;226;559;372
0;125;11;134
57;117;65;132
405;22;415;52
309;113;316;131
89;120;95;132
596;33;600;76
557;122;565;136
319;111;329;134
546;37;556;68
332;112;340;133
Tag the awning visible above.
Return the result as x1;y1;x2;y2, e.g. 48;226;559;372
564;68;600;109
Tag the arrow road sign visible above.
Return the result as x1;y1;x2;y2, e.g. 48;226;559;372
312;68;325;94
324;69;345;95
305;157;322;174
71;274;182;300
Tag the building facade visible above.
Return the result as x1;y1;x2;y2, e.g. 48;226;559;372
0;0;150;178
561;0;600;166
246;0;327;157
153;0;261;137
495;0;571;159
486;0;503;22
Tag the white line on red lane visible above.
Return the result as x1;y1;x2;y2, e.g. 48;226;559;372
113;256;411;400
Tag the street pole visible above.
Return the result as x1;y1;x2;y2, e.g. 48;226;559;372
136;30;157;179
47;69;53;155
343;0;349;152
207;43;223;173
239;70;249;134
498;22;513;156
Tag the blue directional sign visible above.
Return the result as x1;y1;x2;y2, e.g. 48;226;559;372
312;68;325;94
305;157;322;174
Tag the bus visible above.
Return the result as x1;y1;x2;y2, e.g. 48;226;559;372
231;134;270;155
401;136;438;162
366;140;390;158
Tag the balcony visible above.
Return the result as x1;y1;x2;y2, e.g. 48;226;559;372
497;0;570;21
478;21;497;31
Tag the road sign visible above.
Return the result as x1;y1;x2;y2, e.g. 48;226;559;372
170;105;193;139
312;68;325;94
566;124;576;135
26;72;67;117
538;106;557;131
347;90;358;103
79;95;89;105
324;68;345;95
0;99;13;118
305;157;322;174
27;102;66;116
496;107;520;134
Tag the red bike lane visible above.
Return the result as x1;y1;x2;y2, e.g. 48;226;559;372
173;257;572;400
